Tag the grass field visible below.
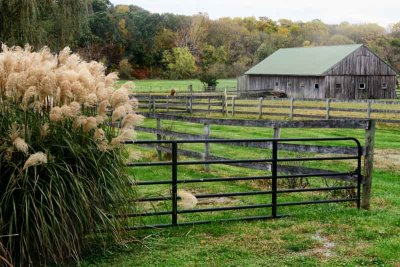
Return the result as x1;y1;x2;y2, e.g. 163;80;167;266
81;118;400;267
116;79;237;93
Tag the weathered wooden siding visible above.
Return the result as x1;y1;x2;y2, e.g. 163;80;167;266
237;75;249;95
325;46;397;76
247;75;326;98
325;75;397;99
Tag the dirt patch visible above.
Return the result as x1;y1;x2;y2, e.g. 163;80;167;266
311;231;335;257
296;231;336;258
374;149;400;171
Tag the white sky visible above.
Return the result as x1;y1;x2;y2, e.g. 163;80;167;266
110;0;400;27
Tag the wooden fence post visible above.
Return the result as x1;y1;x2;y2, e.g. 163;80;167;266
188;84;193;114
232;96;236;116
361;120;376;209
148;96;153;113
203;123;211;172
166;97;170;113
224;89;228;116
273;127;281;139
156;118;162;160
326;99;331;119
152;97;156;113
208;97;211;115
258;97;263;119
367;100;372;119
289;97;294;119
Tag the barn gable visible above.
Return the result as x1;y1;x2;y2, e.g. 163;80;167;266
245;44;363;76
324;45;397;76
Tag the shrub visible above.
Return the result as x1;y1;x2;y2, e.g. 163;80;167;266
162;47;197;79
198;63;225;89
118;58;133;79
0;45;143;266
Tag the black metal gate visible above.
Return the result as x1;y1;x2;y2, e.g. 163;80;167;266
124;137;362;230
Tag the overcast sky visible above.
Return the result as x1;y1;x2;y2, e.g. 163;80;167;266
110;0;399;27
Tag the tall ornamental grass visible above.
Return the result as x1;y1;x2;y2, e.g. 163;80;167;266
0;45;143;266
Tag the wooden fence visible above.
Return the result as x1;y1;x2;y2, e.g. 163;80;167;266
133;93;400;124
135;113;376;209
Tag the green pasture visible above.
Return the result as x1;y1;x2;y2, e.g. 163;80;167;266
81;118;400;266
116;79;237;93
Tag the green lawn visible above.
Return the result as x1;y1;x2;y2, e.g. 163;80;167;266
80;118;400;266
116;79;237;93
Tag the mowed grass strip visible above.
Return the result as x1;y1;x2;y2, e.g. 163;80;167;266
116;79;237;93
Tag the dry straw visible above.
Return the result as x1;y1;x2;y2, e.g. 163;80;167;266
177;190;198;209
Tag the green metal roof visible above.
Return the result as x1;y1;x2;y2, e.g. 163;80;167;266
245;44;363;76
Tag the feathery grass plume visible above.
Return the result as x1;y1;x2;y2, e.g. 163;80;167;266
38;75;56;98
22;86;37;106
40;123;50;139
83;117;97;132
23;152;48;170
110;87;129;108
95;82;108;101
126;150;142;162
112;105;126;123
61;104;74;118
13;137;29;154
129;98;139;109
98;100;109;117
58;47;72;65
121;114;144;129
104;72;118;88
110;129;136;146
85;93;98;106
49;106;63;122
8;123;20;143
177;190;198;209
74;115;87;129
94;128;106;142
69;101;81;116
96;115;105;124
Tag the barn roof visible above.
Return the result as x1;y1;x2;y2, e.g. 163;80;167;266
245;44;363;76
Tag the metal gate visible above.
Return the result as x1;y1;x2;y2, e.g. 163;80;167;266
124;137;362;230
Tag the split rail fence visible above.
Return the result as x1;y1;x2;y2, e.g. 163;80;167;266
134;94;400;124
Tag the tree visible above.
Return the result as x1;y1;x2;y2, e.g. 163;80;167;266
162;47;197;79
118;59;133;79
0;0;90;49
325;35;355;45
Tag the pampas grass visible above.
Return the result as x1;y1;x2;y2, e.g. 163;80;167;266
13;137;28;154
0;45;141;266
23;152;48;169
177;190;198;209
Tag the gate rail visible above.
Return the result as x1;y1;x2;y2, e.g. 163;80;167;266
125;137;363;230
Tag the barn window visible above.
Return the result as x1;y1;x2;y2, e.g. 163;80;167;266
382;82;387;89
335;83;341;89
287;82;292;87
359;83;366;90
275;81;279;87
314;83;319;89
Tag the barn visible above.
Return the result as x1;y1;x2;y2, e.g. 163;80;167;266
237;44;397;99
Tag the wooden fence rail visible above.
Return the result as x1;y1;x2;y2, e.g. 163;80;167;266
133;93;400;124
136;113;376;209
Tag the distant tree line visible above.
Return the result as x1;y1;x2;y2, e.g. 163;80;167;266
1;0;400;85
